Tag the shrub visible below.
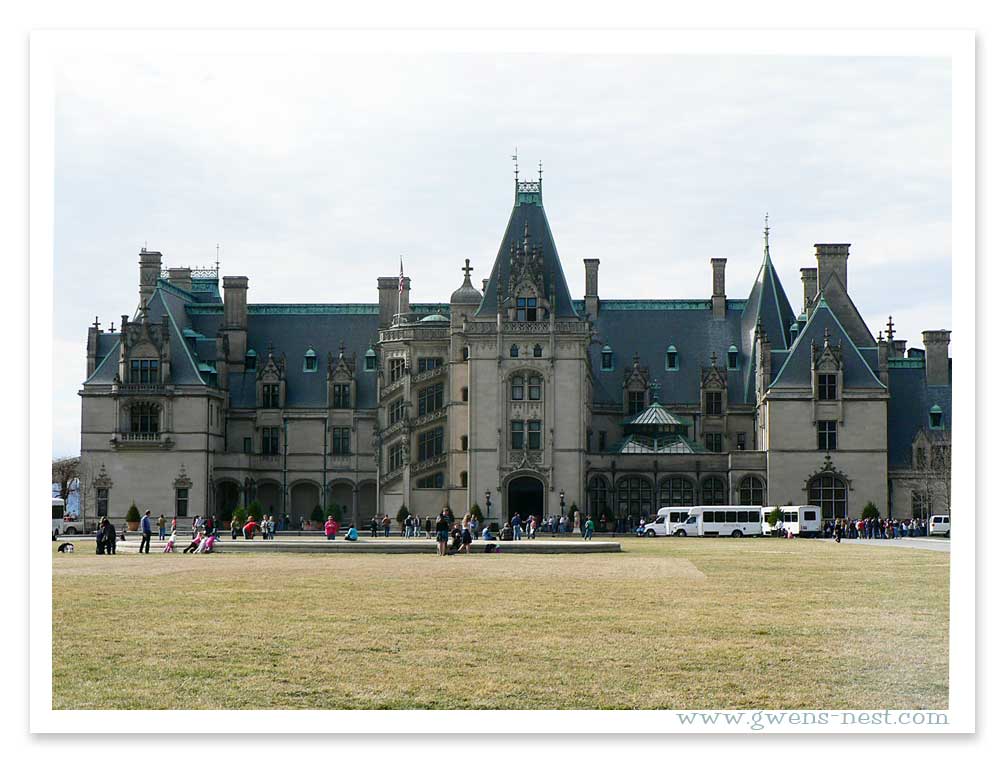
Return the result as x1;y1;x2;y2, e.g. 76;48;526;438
310;505;325;524
220;504;234;523
861;502;880;520
569;502;578;517
470;504;484;524
396;505;410;526
247;500;263;518
231;505;246;527
327;504;343;524
767;507;784;529
126;503;141;523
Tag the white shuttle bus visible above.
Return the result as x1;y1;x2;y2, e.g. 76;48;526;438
678;506;764;537
761;506;822;537
642;507;693;537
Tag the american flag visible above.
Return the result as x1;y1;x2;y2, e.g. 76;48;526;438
398;256;404;294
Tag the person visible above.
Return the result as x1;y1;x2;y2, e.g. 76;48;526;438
501;522;513;541
96;517;112;555
528;516;537;540
163;530;177;553
204;515;214;538
370;516;378;538
584;515;595;540
382;514;391;537
157;514;167;541
324;515;340;540
636;518;646;536
231;516;241;540
481;526;496;541
448;523;463;554
834;521;843;543
512;513;522;541
425;516;432;539
138;510;153;554
460;520;473;553
266;515;275;540
435;512;450;556
243;516;258;540
345;524;359;541
171;516;177;534
183;531;204;553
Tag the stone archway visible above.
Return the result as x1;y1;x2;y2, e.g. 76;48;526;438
216;480;242;521
328;481;354;526
291;482;320;527
255;481;281;520
507;475;544;524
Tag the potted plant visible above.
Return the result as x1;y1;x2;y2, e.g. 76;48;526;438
861;502;880;520
125;503;141;532
310;505;325;529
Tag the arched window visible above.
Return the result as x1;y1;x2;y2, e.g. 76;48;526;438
528;374;542;401
130;402;159;434
601;345;613;371
738;475;764;506
929;405;944;429
510;344;519;358
364;347;377;371
659;477;694;507
588;476;609;517
303;347;317;372
809;474;848;520
533;344;543;358
510;375;525;400
666;345;678;370
701;476;726;505
616;476;653;521
245;349;257;371
727;345;739;370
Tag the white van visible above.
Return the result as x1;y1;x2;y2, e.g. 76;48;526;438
928;515;950;537
642;507;692;537
679;506;764;538
761;506;822;537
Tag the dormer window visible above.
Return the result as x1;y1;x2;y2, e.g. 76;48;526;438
262;383;280;409
817;373;837;401
303;348;318;372
364;348;376;371
727;345;738;370
666;345;678;371
516;296;538;322
601;345;613;371
245;349;257;371
129;358;159;384
510;344;519;358
704;390;723;415
929;405;944;429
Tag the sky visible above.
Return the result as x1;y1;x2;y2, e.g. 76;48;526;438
51;52;952;457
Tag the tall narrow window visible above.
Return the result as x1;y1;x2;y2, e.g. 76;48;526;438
510;344;519;358
243;437;252;454
817;420;837;451
418;427;444;461
461;387;469;402
388;443;405;472
533;344;543;358
528;420;542;450
727;346;739;370
262;426;280;455
817;373;837;400
417;383;444;416
389;397;406;425
332;426;351;455
332;383;351;409
528;375;542;401
303;350;317;372
736;432;747;451
96;487;109;517
666;345;678;370
704;432;723;453
704;391;723;415
175;488;189;517
460;435;468;451
388;358;406;383
510;420;524;450
601;346;613;370
929;405;944;429
364;348;376;371
462;346;469;361
627;390;646;416
460;471;468;488
262;383;280;409
511;376;525;400
598;431;607;451
245;350;257;371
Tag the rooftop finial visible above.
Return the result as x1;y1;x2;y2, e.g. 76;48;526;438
215;243;221;273
763;213;770;255
512;147;519;181
538;159;542;184
462;258;473;283
886;315;896;342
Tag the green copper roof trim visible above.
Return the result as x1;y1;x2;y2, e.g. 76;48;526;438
190;279;219;293
888;358;925;369
156;279;195;302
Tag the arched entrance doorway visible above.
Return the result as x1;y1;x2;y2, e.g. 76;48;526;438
216;480;241;521
291;482;320;527
507;476;544;523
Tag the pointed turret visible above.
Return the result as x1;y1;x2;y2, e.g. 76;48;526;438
475;171;578;319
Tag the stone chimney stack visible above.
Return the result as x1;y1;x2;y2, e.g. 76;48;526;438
711;258;727;319
756;328;772;398
800;267;818;313
222;276;249;363
891;339;907;358
378;276;411;328
922;330;951;386
814;243;850;292
86;323;99;378
583;258;600;319
877;338;890;386
167;267;193;293
138;248;162;308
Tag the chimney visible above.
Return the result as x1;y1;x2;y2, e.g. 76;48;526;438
138;248;162;308
86;324;99;377
922;330;951;385
222;276;249;363
711;258;727;319
583;258;600;319
814;243;850;292
891;339;907;358
378;276;410;328
167;267;193;293
877;338;889;386
757;329;772;397
800;267;818;313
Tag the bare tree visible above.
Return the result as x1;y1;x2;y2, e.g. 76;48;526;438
51;456;81;506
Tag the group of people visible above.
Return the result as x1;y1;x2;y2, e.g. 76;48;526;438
828;516;930;541
433;509;480;556
322;515;359;541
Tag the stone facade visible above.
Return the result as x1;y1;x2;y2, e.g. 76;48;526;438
78;176;951;528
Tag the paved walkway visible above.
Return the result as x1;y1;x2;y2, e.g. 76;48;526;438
115;537;623;554
814;537;950;553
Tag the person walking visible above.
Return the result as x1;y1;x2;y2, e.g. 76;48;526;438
171;516;177;534
157;514;167;541
512;513;522;541
138;510;153;554
382;514;391;537
584;515;595;540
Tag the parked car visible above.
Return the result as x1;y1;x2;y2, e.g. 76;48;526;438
928;515;950;537
52;497;84;535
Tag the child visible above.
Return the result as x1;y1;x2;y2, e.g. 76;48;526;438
163;531;177;553
183;531;204;554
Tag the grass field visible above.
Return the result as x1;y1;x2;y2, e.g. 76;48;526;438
51;537;949;710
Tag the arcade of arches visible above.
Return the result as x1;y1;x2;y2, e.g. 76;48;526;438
586;473;771;522
214;478;377;524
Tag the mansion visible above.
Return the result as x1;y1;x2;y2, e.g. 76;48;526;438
78;174;952;528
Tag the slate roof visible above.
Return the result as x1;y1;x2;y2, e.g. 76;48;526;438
739;246;797;401
475;193;578;319
887;365;953;469
588;301;747;406
770;296;885;390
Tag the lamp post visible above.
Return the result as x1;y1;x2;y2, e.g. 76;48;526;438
559;490;566;536
485;490;492;524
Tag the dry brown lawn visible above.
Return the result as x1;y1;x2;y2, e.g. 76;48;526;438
51;537;949;709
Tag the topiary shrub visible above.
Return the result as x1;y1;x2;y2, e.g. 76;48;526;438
247;500;263;519
470;504;484;524
310;505;325;525
861;502;880;520
126;503;141;523
396;505;410;527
